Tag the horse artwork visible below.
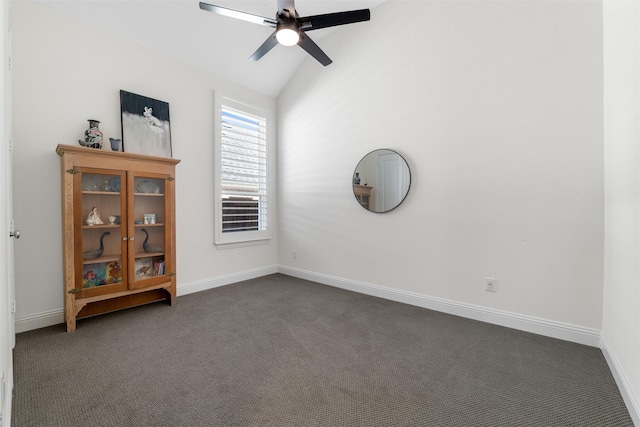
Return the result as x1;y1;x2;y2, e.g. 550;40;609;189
120;90;172;157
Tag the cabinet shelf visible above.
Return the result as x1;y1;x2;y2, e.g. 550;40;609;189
82;191;121;196
82;224;120;229
73;283;173;318
135;251;164;258
82;254;121;265
134;193;165;197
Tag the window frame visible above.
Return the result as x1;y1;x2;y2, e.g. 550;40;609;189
214;94;273;246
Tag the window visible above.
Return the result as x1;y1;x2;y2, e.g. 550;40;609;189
215;96;271;245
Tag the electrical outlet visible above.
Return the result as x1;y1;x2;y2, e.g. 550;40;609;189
485;277;496;292
292;250;297;259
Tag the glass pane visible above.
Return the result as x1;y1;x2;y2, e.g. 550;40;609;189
80;172;124;289
132;176;166;282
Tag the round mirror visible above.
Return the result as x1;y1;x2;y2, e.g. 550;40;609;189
353;149;411;213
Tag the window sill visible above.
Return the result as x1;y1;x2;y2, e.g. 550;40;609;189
214;237;271;250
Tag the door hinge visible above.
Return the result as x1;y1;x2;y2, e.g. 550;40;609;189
67;288;81;294
166;176;175;181
66;168;80;174
166;272;176;277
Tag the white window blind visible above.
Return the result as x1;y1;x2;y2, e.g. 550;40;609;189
220;104;268;235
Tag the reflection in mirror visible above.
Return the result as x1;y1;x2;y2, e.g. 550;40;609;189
353;149;411;213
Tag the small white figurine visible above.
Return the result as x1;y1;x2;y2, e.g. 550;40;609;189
87;207;104;225
143;107;163;129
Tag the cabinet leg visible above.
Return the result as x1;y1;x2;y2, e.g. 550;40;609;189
66;317;76;332
65;292;77;332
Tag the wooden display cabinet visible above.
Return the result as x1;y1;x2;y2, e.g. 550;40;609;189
56;144;180;331
353;184;373;210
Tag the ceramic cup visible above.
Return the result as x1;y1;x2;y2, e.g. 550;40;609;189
109;138;121;152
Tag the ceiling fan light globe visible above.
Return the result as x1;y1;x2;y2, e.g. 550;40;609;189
276;28;299;46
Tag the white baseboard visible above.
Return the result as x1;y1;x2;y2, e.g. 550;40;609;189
15;308;64;333
15;265;279;333
601;336;640;426
278;265;601;347
12;267;606;348
15;267;602;346
177;264;278;296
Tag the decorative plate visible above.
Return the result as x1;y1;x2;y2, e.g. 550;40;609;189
136;180;160;194
108;177;121;192
82;176;98;191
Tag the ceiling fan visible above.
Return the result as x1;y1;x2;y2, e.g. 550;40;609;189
199;1;371;66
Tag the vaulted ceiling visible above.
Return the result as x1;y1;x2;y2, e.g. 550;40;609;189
40;0;387;97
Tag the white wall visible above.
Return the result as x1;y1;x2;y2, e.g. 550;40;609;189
602;0;640;423
10;1;278;331
278;0;604;332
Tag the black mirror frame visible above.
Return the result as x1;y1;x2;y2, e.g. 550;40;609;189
352;149;411;213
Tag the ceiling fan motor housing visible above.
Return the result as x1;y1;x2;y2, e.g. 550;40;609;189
275;19;300;46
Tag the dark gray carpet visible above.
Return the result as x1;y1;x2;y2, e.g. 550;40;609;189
12;274;634;426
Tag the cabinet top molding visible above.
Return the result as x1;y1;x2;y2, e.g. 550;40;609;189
56;144;181;166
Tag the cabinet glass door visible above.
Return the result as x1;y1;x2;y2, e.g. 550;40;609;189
128;173;172;290
75;168;127;298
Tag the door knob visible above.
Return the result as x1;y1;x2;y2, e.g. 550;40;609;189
9;230;20;239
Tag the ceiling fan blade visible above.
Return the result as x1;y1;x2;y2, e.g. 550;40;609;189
199;2;276;27
299;9;371;31
298;32;332;66
249;32;279;62
277;0;297;18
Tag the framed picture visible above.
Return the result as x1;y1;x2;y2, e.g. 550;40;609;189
120;90;172;158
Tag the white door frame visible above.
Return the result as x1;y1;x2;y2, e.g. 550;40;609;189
376;152;404;212
1;1;14;425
